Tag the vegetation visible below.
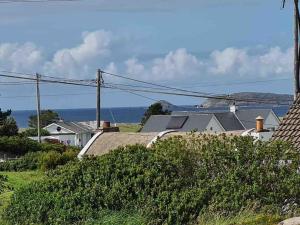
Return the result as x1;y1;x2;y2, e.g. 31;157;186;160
20;128;50;137
118;123;141;132
141;103;170;126
0;109;18;137
28;109;59;128
0;146;79;172
0;171;44;222
3;135;300;225
0;136;40;155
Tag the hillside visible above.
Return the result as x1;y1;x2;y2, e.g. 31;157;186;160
202;92;293;108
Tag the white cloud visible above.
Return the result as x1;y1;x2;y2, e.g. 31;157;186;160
208;46;293;77
124;48;203;81
0;42;43;72
44;30;112;78
0;30;293;82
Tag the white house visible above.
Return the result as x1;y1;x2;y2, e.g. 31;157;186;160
44;121;95;148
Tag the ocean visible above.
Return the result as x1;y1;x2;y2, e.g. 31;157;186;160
12;105;290;128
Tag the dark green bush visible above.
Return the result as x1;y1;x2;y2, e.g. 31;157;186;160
0;152;41;171
0;145;79;172
0;136;40;155
4;135;300;225
20;128;50;137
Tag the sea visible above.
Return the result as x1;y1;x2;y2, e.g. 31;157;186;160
12;105;290;128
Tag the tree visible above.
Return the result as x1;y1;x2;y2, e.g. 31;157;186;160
0;109;18;136
28;110;59;128
141;103;170;126
0;109;12;125
20;128;50;137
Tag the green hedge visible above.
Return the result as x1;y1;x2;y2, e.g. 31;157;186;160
4;135;300;225
0;148;79;172
0;136;40;155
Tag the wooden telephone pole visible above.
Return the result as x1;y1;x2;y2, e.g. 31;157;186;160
294;0;300;98
96;69;103;129
283;0;300;98
36;73;41;143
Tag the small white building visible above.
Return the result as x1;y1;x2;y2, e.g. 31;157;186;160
44;121;95;148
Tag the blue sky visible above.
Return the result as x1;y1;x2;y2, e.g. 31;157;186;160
0;0;296;110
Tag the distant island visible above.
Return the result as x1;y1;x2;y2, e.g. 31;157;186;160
201;92;294;108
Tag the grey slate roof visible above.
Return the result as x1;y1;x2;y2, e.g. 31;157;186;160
213;112;244;131
142;108;278;133
54;121;94;133
141;115;172;132
141;114;214;132
235;109;272;129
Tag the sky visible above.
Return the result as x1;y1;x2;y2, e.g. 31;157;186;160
0;0;296;110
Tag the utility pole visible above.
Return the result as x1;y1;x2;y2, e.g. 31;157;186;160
96;69;102;129
294;0;300;99
36;73;41;143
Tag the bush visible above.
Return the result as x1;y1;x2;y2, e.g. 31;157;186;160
4;135;300;225
0;136;40;155
0;152;41;171
20;128;50;137
0;146;79;172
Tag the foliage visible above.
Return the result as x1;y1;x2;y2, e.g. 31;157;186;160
84;210;147;225
0;171;44;223
28;109;59;128
20;128;50;137
197;210;283;225
0;147;79;172
4;135;300;225
141;103;170;126
0;117;18;137
0;136;40;155
0;109;11;125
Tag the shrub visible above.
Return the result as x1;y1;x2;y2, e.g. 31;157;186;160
20;128;50;137
4;135;300;225
0;145;79;172
0;152;41;171
0;136;40;155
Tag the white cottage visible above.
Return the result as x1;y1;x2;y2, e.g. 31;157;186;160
44;121;95;148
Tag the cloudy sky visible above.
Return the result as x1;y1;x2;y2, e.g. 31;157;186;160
0;0;295;110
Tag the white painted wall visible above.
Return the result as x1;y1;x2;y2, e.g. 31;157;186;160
44;123;93;148
264;112;280;130
205;117;225;133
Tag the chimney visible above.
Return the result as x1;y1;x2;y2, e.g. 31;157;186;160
100;121;120;133
256;116;264;132
230;103;238;113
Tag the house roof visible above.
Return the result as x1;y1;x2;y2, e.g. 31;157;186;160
142;108;279;133
85;132;159;156
141;115;172;132
213;112;245;131
140;114;214;132
46;121;94;134
272;95;300;149
235;109;272;129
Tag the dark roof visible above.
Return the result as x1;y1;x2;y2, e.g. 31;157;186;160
272;95;300;149
235;109;272;129
141;114;214;133
213;112;244;131
180;114;213;132
52;121;94;133
141;115;172;132
166;116;188;129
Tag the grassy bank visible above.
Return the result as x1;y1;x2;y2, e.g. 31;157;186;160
118;123;141;132
0;171;44;222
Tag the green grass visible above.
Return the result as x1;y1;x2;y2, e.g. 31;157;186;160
85;210;147;225
118;124;141;133
197;211;283;225
0;171;44;223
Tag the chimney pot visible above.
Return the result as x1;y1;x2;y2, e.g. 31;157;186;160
256;116;264;132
